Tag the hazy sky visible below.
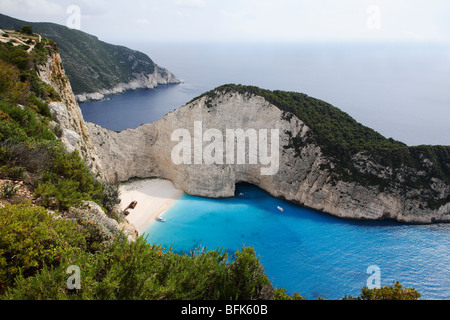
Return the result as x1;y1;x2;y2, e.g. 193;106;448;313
1;0;449;44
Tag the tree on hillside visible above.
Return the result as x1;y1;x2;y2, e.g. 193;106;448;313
20;26;33;35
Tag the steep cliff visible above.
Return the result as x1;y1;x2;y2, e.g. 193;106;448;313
87;86;450;224
38;50;105;177
0;13;180;102
0;32;138;241
35;49;138;240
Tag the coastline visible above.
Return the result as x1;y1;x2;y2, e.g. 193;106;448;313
75;68;181;103
119;178;184;234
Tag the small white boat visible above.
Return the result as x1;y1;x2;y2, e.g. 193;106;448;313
277;206;284;212
156;216;166;222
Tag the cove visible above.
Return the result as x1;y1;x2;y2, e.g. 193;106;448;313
144;183;450;300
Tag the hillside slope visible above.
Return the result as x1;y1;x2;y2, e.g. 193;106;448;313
0;39;288;301
0;13;180;101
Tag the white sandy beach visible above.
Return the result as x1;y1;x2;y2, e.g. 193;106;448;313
119;178;184;234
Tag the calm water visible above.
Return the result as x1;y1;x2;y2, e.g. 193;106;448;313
80;42;450;146
144;184;450;300
80;43;450;299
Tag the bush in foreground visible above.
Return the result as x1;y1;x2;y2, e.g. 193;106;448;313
3;237;278;300
343;282;421;300
0;203;87;295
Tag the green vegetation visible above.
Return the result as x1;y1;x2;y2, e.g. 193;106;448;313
1;212;421;300
0;34;289;301
0;203;87;295
0;13;158;96
34;150;105;211
0;39;109;213
192;84;406;152
20;25;33;35
2;231;276;300
0;31;423;301
195;84;449;208
0;33;60;105
343;282;421;300
1;183;17;199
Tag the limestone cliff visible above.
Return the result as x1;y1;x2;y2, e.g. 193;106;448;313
37;50;137;240
87;89;450;224
37;50;104;178
74;65;180;103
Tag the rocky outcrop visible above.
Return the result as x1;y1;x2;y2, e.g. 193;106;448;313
64;201;138;244
36;50;139;240
75;65;180;102
38;51;105;178
87;91;450;224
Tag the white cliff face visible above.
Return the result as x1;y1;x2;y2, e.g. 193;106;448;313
38;51;105;178
75;65;181;102
37;50;138;240
87;91;450;224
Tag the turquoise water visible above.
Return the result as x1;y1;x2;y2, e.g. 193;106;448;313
144;183;450;300
79;43;450;299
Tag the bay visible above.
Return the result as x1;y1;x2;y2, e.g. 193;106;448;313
80;42;450;146
80;42;450;300
144;183;450;300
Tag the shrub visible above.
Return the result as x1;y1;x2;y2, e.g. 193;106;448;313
0;121;28;143
273;288;305;300
0;165;25;180
28;95;52;117
18;45;30;52
34;176;102;212
342;281;421;300
3;239;279;300
101;182;120;213
48;150;104;202
0;203;87;295
0;140;56;173
0;103;55;142
0;58;30;104
1;183;17;199
65;205;118;252
31;149;105;212
225;246;274;300
20;26;33;35
53;124;63;138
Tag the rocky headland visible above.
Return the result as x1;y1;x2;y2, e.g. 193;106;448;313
86;86;450;224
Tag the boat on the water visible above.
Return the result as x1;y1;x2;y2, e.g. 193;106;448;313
156;216;166;222
277;206;284;212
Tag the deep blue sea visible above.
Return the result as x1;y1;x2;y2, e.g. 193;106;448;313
80;42;450;299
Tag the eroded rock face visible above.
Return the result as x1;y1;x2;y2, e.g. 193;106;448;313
38;52;105;178
34;53;449;224
87;91;450;224
36;51;138;241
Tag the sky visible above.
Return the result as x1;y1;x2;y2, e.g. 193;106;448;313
0;0;449;44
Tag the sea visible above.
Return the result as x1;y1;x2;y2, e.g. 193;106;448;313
80;42;450;300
